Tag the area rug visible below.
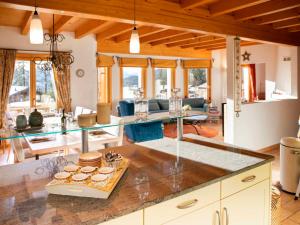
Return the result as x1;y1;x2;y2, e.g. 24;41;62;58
164;123;219;139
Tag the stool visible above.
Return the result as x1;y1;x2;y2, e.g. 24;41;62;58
295;178;300;200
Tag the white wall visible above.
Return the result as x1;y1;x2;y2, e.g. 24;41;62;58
0;26;98;110
223;43;300;150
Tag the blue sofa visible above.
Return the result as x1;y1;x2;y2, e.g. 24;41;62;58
148;98;208;113
118;101;164;142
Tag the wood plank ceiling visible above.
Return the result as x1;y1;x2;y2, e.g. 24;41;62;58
0;0;299;56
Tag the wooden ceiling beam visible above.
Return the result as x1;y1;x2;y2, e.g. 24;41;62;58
288;25;300;32
209;0;269;17
273;18;300;29
167;36;222;47
140;30;186;43
113;26;165;43
203;41;259;50
20;10;33;35
52;16;74;34
182;39;225;49
75;20;113;39
0;0;299;45
253;9;300;25
96;23;133;41
181;0;215;10
150;33;202;46
234;0;300;21
98;39;211;58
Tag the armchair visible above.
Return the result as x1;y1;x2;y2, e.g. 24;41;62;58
118;100;163;142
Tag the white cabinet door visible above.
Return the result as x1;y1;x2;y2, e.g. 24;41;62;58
221;179;270;225
162;202;220;225
99;210;143;225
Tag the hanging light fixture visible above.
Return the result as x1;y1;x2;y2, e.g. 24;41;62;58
33;14;74;72
129;0;140;53
30;0;43;44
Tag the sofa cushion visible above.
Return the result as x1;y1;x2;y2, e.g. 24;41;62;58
183;98;205;108
148;99;160;112
193;98;205;108
158;99;169;110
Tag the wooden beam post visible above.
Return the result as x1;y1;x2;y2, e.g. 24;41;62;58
20;10;33;35
75;20;113;39
52;16;74;33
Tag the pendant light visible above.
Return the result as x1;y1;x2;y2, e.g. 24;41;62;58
30;0;43;44
129;0;140;53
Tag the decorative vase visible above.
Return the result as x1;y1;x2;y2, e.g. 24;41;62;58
29;109;43;127
16;115;27;129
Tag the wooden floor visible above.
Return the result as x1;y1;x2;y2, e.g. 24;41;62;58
0;120;299;224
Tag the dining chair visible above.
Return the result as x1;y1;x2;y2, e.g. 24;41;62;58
102;116;124;147
8;127;25;162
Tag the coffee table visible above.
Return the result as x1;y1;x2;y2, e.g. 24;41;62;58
183;114;208;135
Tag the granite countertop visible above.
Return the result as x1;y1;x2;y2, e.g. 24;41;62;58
0;137;274;225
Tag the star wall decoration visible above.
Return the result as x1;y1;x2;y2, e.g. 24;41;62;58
242;51;251;61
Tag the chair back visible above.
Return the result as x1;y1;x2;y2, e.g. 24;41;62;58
102;116;124;146
8;127;25;162
118;100;134;116
74;106;83;119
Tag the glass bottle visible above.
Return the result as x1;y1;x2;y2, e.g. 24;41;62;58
134;88;148;121
169;88;182;117
61;109;67;135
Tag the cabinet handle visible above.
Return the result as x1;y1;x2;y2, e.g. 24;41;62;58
176;199;198;209
215;211;221;225
223;207;229;225
241;175;256;183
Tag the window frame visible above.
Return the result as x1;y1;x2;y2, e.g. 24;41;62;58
9;53;56;110
152;67;175;99
119;67;147;99
184;67;211;101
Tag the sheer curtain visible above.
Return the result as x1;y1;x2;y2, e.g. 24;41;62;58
0;49;16;128
53;55;72;112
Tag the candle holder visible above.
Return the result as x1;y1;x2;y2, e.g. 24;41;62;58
134;88;148;121
169;88;182;117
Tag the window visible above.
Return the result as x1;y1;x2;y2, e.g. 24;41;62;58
8;55;57;112
9;60;30;109
35;61;56;109
98;67;111;103
187;68;209;99
154;68;172;99
121;67;144;99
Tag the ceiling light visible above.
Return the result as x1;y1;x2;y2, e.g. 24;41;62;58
30;1;43;44
129;0;140;54
130;27;140;54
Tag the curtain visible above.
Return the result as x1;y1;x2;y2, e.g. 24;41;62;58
248;64;256;102
53;56;72;112
0;49;16;129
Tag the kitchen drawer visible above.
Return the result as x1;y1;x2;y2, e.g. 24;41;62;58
99;210;143;225
144;182;220;225
221;163;271;199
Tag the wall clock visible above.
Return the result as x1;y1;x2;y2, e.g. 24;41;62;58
76;69;85;78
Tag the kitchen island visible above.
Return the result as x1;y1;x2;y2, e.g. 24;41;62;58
0;136;274;225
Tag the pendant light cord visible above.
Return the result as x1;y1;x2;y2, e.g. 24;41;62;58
34;0;37;11
133;0;136;27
